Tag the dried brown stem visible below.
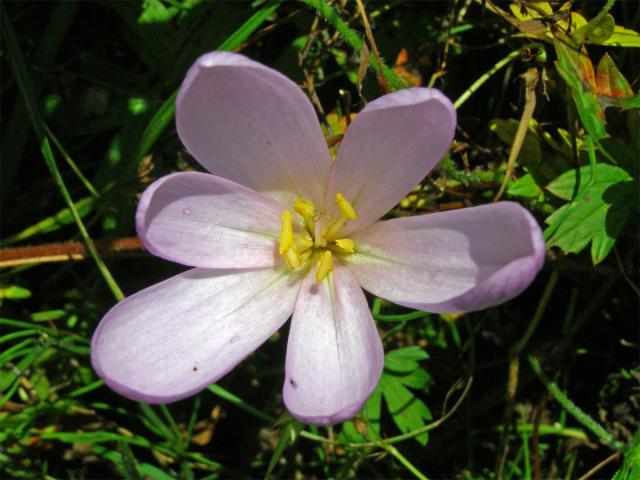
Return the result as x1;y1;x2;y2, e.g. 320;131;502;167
355;0;389;93
0;236;144;268
576;451;622;480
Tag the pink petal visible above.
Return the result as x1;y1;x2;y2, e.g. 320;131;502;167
346;202;545;313
283;263;384;425
326;88;456;234
176;52;332;208
137;172;283;268
91;267;301;403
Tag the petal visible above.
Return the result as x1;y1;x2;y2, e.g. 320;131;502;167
176;52;332;208
91;267;301;403
137;172;283;268
327;88;456;234
346;202;545;313
283;262;384;425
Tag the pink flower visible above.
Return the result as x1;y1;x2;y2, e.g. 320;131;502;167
91;52;544;425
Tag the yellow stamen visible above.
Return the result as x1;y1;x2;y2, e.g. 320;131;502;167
285;247;301;269
279;211;293;255
294;198;316;221
335;193;357;220
334;238;355;253
293;232;313;252
300;249;313;265
315;251;333;283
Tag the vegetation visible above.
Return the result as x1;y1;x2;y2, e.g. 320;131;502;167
1;1;638;478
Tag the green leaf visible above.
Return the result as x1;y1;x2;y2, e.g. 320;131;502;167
602;94;640;111
507;173;544;199
29;369;50;401
137;463;176;480
381;374;432;446
574;13;615;45
396;368;431;390
545;163;635;264
612;430;640;480
596;53;633;98
605;25;640;48
554;40;607;141
339;387;382;444
265;419;304;478
2;197;94;245
384;346;429;373
138;0;180;24
0;286;32;300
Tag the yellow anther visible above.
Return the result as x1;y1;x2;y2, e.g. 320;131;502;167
294;198;316;221
293;232;313;252
285;247;302;269
315;251;334;283
279;211;293;255
335;193;357;220
334;238;355;253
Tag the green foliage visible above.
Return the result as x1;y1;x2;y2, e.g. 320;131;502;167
545;163;636;264
554;39;607;141
1;1;638;478
340;346;432;446
613;430;640;480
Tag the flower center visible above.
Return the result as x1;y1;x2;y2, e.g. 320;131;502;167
278;193;357;282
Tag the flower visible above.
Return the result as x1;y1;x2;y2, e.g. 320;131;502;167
91;52;545;425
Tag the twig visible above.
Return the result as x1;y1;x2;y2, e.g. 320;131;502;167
0;237;143;268
531;394;548;480
576;451;622;480
355;0;389;93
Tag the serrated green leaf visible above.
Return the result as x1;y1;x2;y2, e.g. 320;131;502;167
384;346;429;373
546;164;635;263
381;374;432;445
